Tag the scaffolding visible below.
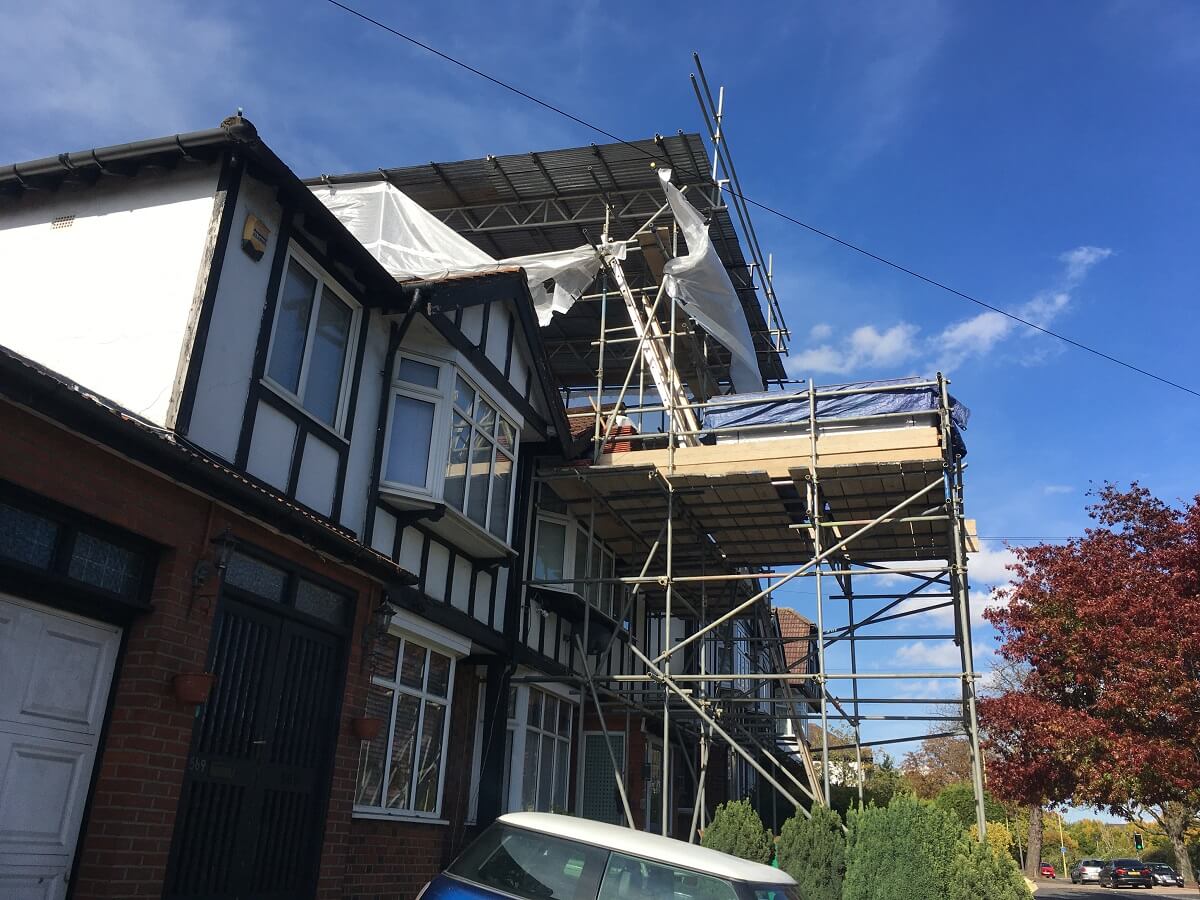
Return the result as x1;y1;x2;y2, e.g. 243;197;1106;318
359;59;988;839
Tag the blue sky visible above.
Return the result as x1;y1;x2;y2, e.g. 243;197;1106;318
4;0;1198;805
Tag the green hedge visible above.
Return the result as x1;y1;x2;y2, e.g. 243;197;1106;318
777;804;846;900
701;798;774;865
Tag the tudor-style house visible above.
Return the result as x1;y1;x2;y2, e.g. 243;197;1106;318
0;116;791;900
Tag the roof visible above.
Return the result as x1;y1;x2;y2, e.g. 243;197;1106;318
498;813;794;885
0;344;416;587
776;607;815;676
306;134;788;393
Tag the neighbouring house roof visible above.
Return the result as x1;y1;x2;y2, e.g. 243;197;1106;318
776;606;815;675
0;344;416;587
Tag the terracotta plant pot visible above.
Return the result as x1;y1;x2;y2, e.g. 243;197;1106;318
173;672;216;705
351;716;384;740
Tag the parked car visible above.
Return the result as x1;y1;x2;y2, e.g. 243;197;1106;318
423;812;800;900
1099;858;1154;889
1039;862;1056;878
1148;862;1184;887
1071;859;1105;884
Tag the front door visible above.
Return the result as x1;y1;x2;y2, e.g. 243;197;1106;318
0;594;121;900
165;595;343;900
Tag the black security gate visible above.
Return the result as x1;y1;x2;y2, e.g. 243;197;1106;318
165;589;345;899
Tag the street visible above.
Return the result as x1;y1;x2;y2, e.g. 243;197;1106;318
1033;881;1199;899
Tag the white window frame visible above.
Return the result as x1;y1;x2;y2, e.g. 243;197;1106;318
380;351;453;497
533;508;621;619
262;244;361;434
352;615;467;822
379;356;520;545
500;682;574;814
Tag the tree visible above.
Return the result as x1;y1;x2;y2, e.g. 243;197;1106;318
776;805;845;900
701;799;774;865
902;735;974;799
934;782;1005;829
981;484;1200;886
948;833;1032;900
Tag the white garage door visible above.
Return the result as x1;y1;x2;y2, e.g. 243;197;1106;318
0;595;120;900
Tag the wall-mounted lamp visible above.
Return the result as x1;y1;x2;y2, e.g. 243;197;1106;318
189;527;239;616
360;594;400;671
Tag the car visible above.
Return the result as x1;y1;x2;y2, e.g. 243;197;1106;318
1099;858;1154;889
1147;863;1184;887
1039;862;1056;878
422;812;800;900
1071;859;1105;884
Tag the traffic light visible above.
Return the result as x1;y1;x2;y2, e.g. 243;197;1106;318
1134;832;1144;852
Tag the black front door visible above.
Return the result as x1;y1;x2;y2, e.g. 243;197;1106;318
165;596;343;899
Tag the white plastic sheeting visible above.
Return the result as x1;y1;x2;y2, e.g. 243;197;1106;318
309;181;620;326
658;170;762;394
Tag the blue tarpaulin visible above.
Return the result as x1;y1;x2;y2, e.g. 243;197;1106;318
703;376;970;454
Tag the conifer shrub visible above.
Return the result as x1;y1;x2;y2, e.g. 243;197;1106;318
842;794;964;900
700;799;774;865
776;804;845;900
947;833;1031;900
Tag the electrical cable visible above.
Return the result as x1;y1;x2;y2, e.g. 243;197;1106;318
322;0;1200;400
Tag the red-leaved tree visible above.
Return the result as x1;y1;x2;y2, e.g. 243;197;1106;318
981;484;1200;885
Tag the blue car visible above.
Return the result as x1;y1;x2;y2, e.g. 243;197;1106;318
422;812;800;900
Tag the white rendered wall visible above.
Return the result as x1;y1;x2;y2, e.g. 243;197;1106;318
0;165;219;424
185;172;283;461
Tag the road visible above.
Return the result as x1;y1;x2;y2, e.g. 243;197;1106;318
1033;880;1199;899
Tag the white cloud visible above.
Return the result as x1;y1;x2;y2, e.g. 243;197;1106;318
895;640;962;668
788;245;1113;379
788;322;920;376
809;323;834;341
1043;484;1074;495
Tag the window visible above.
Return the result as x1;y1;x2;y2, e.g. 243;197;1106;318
265;250;358;429
380;358;520;543
533;495;622;618
446;375;516;539
448;823;607;900
384;355;446;493
355;631;457;818
598;853;738;900
520;687;572;813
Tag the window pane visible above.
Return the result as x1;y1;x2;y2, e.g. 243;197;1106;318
414;701;445;812
507;689;518;720
373;631;401;681
399;642;426;690
397;357;440;389
539;485;568;515
454;375;475;414
554;740;569;813
587;541;602;610
295;579;348;625
538;734;556;811
448;824;607;900
522;729;540;810
599;854;738;900
304;293;352;425
558;698;572;736
267;259;317;393
502;729;514;813
528;689;543;729
543;696;558;735
387;694;421;809
489;451;513;540
355;684;393;806
445;413;471;512
223;552;287;602
477;400;497;434
573;529;591;604
67;532;142;596
0;503;57;569
385;395;435;487
427;652;451;698
534;520;566;582
497;418;516;453
466;431;493;527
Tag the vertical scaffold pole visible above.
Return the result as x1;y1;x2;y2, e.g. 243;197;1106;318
844;572;865;804
939;372;987;840
808;379;831;804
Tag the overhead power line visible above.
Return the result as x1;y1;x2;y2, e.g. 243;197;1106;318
322;0;1200;400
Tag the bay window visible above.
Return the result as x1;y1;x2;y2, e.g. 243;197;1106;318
380;356;519;544
533;490;621;618
265;249;358;430
355;625;461;819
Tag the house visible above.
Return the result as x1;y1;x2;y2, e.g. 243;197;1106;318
0;116;801;899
